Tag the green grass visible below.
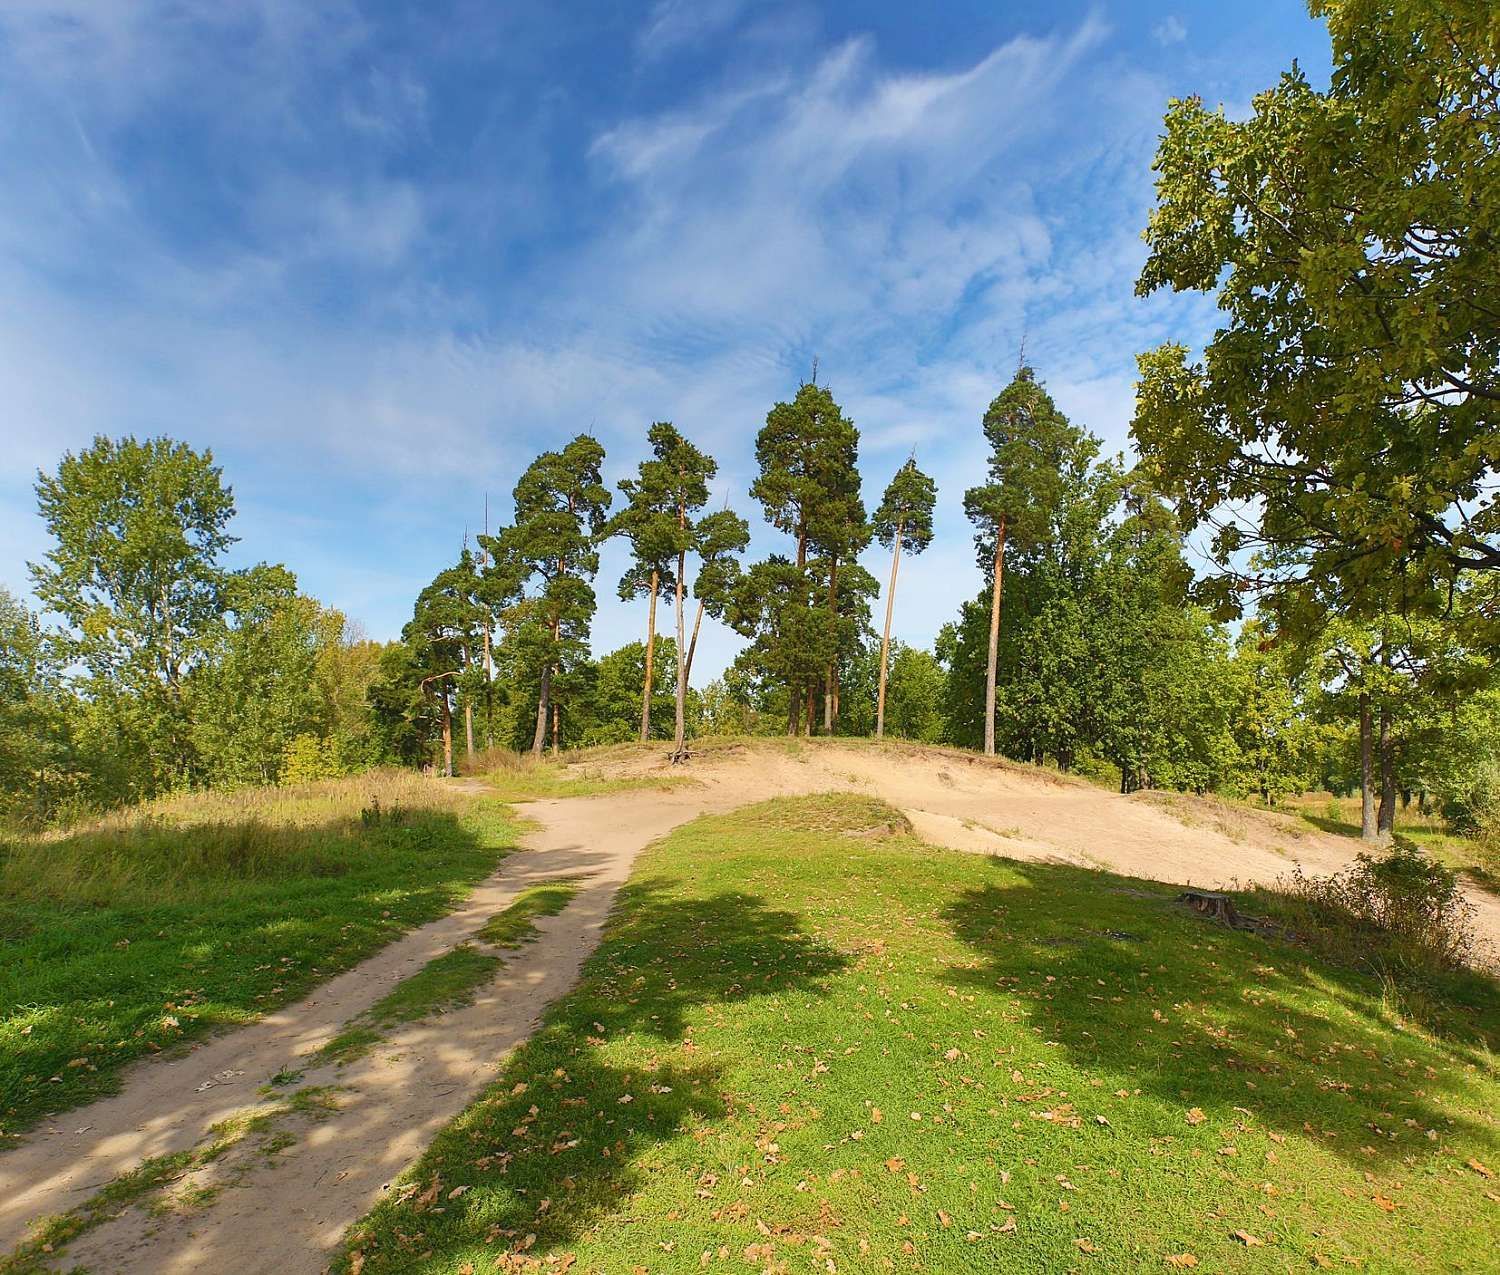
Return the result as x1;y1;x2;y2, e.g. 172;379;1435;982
335;792;1500;1275
317;945;504;1063
477;880;582;947
0;775;519;1135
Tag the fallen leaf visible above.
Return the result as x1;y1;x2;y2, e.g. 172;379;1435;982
1075;1238;1100;1254
1373;1194;1397;1212
1163;1255;1198;1268
1469;1158;1495;1180
1231;1230;1264;1247
1186;1108;1207;1126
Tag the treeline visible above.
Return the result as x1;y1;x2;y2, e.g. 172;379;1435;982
4;3;1495;841
4;354;1497;839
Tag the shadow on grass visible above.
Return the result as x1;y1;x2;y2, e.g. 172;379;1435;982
338;878;849;1273
0;803;510;1133
941;858;1500;1174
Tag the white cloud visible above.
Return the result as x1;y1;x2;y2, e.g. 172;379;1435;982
0;5;1229;676
636;0;747;60
1153;15;1188;46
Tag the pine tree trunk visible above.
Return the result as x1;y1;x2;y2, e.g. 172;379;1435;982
531;664;551;756
983;519;1006;757
1359;690;1376;839
876;520;903;739
641;572;658;743
674;548;687;757
1377;701;1395;840
464;700;475;759
790;519;807;736
482;624;494;749
824;556;839;732
441;689;454;778
552;701;560;755
684;598;705;685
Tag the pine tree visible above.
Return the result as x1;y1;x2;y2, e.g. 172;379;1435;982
489;436;611;756
611;434;682;742
683;507;750;686
964;366;1093;756
871;458;937;738
749;381;866;732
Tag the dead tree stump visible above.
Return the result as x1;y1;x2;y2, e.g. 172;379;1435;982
1178;890;1242;927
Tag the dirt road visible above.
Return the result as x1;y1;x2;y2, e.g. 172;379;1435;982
4;741;1493;1272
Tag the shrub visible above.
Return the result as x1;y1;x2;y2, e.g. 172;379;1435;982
1277;842;1476;974
1440;760;1500;840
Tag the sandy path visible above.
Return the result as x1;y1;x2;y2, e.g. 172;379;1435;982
0;785;723;1273
4;741;1493;1273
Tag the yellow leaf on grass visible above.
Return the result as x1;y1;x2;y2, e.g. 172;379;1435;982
1186;1108;1207;1126
1469;1158;1495;1179
1163;1255;1198;1268
1231;1230;1264;1246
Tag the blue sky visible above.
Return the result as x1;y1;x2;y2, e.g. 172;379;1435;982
0;1;1331;680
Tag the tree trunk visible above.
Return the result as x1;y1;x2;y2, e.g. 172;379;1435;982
552;700;560;755
802;685;814;736
789;518;806;737
876;520;904;739
1377;701;1396;840
641;571;658;743
531;663;551;756
824;556;839;732
684;598;705;685
464;699;475;759
674;548;688;756
983;519;1006;757
440;689;454;778
482;623;494;749
1358;690;1376;839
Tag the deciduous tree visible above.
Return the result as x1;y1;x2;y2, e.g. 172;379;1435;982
1133;1;1500;637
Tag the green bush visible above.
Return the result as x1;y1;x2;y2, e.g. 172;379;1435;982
1279;842;1475;974
1439;760;1500;840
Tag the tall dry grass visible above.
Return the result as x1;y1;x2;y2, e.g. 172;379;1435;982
0;769;466;907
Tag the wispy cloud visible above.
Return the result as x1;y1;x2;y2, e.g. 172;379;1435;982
1153;15;1188;46
0;1;1310;669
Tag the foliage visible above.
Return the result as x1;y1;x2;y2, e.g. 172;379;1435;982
743;381;869;730
1132;2;1500;636
29;436;236;798
1272;842;1477;976
485;435;611;753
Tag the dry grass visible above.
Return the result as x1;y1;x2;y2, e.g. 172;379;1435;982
1;770;466;908
456;745;695;801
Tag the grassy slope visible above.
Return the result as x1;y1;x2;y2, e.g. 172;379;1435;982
0;773;517;1134
339;793;1500;1275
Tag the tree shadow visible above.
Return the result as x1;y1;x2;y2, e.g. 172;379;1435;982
338;879;849;1272
939;858;1500;1175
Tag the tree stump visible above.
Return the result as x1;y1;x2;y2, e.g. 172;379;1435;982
1178;890;1242;927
